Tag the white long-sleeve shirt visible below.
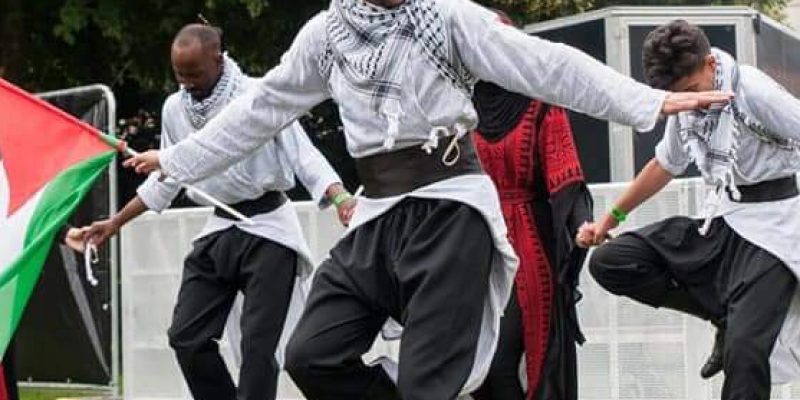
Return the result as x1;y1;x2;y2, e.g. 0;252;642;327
153;0;669;394
158;0;666;181
137;74;342;279
138;84;340;212
656;66;800;183
136;73;344;370
656;64;800;384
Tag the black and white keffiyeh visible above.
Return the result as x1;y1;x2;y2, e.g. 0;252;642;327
320;0;475;149
679;48;800;233
181;54;244;129
678;49;739;195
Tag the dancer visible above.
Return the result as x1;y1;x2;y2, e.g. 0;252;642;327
124;2;731;399
581;20;800;400
83;24;353;400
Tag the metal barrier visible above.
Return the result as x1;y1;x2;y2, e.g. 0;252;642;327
14;85;119;394
121;178;800;399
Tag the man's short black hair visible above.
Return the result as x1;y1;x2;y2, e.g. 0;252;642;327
174;23;224;53
642;20;711;90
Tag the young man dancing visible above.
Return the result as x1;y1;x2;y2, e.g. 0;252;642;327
580;20;800;400
83;24;353;400
125;2;731;399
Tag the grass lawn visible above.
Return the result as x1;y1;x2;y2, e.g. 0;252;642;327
19;388;106;400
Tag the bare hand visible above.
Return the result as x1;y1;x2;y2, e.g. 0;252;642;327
64;227;90;252
575;219;616;248
84;219;120;248
661;91;734;115
123;150;162;175
337;197;357;227
326;183;357;227
575;222;596;249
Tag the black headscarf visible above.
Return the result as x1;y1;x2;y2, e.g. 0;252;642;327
473;81;532;141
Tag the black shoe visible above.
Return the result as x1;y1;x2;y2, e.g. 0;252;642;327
700;328;725;379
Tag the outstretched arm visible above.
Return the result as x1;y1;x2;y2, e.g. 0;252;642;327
280;122;356;226
126;14;332;183
448;0;731;131
576;115;687;247
63;194;150;252
576;158;675;247
82;196;150;248
576;158;674;248
281;122;344;209
739;66;800;142
82;110;182;248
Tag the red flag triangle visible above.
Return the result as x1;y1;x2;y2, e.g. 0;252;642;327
0;79;110;217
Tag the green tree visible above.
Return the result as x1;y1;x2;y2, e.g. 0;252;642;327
0;0;789;114
477;0;788;24
1;0;331;114
0;0;790;201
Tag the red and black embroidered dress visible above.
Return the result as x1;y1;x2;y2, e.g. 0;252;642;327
473;82;592;400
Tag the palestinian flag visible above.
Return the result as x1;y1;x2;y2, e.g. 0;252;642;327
0;78;116;357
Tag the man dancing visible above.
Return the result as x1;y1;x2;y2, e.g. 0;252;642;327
124;2;731;399
83;24;353;400
580;20;800;400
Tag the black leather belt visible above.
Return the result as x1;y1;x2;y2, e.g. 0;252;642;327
355;136;484;199
213;191;287;219
727;175;798;203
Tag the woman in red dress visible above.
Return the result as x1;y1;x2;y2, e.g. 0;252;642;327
471;79;593;400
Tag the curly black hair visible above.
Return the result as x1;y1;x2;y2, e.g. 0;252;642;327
642;20;711;90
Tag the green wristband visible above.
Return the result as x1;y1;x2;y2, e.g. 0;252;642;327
332;192;352;207
610;207;628;223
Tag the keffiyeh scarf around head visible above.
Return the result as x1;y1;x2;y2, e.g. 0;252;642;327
181;54;244;129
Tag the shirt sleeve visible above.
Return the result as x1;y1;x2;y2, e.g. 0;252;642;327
159;14;331;184
56;225;71;244
654;116;691;176
136;104;183;212
279;122;342;209
446;0;667;132
739;66;800;142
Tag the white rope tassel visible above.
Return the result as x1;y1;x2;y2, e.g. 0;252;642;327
726;172;741;202
698;187;722;236
84;243;100;287
442;134;461;166
382;100;402;150
421;127;448;154
728;118;743;201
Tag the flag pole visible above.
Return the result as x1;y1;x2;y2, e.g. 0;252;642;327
99;133;255;225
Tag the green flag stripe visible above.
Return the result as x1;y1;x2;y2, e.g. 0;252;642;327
0;151;114;357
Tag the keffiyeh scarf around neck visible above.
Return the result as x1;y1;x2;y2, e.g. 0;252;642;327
181;54;244;129
678;49;738;193
679;48;799;234
320;0;475;149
